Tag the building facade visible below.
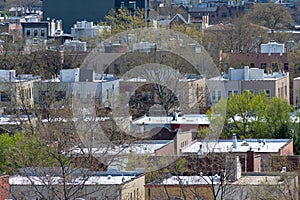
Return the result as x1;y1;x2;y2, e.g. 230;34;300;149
206;66;290;105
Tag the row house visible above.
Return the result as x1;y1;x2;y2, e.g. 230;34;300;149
0;168;145;200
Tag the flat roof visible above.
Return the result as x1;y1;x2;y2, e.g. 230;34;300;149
231;175;284;185
148;175;219;185
70;140;172;156
182;139;291;154
132;114;210;125
9;175;137;185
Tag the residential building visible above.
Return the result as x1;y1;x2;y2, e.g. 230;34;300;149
63;39;87;52
115;0;147;13
145;175;217;199
132;114;209;134
71;21;110;39
182;136;294;172
0;70;40;110
261;41;285;54
206;66;290;105
119;73;206;119
0;169;145;200
21;21;48;40
220;41;290;72
145;161;298;200
34;68;119;109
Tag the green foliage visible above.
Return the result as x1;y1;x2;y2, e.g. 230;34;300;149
209;91;293;140
245;3;293;30
0;133;58;174
105;8;146;35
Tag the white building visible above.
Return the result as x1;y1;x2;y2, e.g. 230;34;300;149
71;20;110;39
261;41;285;55
35;68;119;109
63;39;87;52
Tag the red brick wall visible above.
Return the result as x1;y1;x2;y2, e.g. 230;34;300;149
280;140;294;156
0;175;9;200
221;53;290;72
155;141;174;156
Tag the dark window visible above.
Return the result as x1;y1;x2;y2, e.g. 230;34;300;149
284;63;289;71
41;30;45;37
250;63;255;68
1;92;11;102
55;91;66;101
261;63;267;69
34;29;38;37
129;1;136;11
272;63;278;71
221;12;227;18
26;30;30;36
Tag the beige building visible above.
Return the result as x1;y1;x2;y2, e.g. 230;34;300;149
207;66;290;105
2;170;145;200
0;71;40;111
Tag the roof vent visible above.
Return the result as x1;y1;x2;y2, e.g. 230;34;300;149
107;175;112;180
281;167;287;173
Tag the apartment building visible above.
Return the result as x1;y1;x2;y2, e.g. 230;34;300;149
206;66;290;105
34;68;119;109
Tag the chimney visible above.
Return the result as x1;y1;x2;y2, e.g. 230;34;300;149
232;133;237;149
247;150;254;172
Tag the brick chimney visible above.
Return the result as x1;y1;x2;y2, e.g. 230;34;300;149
247;150;255;172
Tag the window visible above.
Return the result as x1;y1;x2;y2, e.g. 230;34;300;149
228;90;238;97
26;30;30;36
129;1;137;11
217;90;221;100
265;90;271;97
221;12;227;18
284;63;289;71
34;29;38;37
272;63;278;71
285;85;287;96
0;92;11;102
261;63;267;69
55;91;66;101
212;91;216;101
41;29;45;37
212;90;222;101
121;1;125;8
250;63;255;68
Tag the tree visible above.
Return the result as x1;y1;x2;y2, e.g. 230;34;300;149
216;91;293;139
202;16;269;71
245;3;293;30
104;7;146;35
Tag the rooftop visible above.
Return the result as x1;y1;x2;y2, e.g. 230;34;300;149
154;175;220;185
9;175;137;185
182;139;291;154
70;140;172;156
132;114;210;125
208;66;288;81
